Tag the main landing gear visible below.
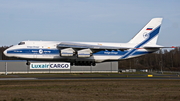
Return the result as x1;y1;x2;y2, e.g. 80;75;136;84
70;61;96;66
26;60;30;65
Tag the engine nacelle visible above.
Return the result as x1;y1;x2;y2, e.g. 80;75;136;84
77;52;91;58
77;49;92;58
60;48;75;57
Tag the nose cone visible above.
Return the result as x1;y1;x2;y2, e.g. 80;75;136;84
3;49;7;56
3;48;12;57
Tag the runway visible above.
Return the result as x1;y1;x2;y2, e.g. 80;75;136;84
0;77;180;80
0;73;180;80
0;78;37;80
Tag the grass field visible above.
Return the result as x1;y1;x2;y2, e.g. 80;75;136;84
0;79;180;101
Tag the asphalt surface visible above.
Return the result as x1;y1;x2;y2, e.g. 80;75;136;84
0;77;180;80
0;73;180;80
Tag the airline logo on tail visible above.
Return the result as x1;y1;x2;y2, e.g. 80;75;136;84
143;32;149;39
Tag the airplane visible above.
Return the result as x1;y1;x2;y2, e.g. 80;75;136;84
3;18;175;66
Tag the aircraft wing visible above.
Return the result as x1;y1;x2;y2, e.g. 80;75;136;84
57;42;130;51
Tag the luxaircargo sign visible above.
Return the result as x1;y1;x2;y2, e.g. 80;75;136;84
30;63;70;69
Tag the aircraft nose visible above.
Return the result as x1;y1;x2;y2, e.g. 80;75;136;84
3;49;8;56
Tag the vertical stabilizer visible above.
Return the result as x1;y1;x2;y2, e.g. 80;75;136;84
128;18;163;45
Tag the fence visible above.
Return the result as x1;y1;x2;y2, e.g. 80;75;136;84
0;60;118;74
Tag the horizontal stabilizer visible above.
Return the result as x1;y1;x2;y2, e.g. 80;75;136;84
143;46;177;49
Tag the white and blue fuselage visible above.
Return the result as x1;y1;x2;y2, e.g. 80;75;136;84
3;41;157;62
3;18;165;66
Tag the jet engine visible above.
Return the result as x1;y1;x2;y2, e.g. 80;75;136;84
60;48;75;57
77;49;92;58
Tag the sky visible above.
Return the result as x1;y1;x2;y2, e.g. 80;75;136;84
0;0;180;46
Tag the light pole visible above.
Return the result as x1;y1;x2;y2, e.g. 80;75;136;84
111;62;112;73
5;62;7;75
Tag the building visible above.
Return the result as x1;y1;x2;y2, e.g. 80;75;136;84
0;60;118;74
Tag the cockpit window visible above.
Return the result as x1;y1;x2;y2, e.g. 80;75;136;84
18;42;25;45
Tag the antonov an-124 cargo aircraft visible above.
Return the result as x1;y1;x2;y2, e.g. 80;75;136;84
3;18;175;66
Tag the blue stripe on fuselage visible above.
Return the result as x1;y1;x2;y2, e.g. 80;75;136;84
94;50;152;56
7;49;59;54
7;49;152;56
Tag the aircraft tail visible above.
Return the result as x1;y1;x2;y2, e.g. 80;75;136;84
128;18;163;46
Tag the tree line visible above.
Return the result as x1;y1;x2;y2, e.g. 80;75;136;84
0;46;180;71
118;48;180;71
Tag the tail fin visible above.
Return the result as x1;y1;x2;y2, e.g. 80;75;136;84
128;18;163;45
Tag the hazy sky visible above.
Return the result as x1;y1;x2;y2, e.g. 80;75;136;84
0;0;180;46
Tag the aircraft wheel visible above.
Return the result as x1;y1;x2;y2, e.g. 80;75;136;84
92;62;96;66
70;62;74;66
26;61;30;65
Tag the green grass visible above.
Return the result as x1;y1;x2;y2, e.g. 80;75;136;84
0;80;180;101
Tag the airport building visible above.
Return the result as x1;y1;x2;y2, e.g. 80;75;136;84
0;60;118;74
